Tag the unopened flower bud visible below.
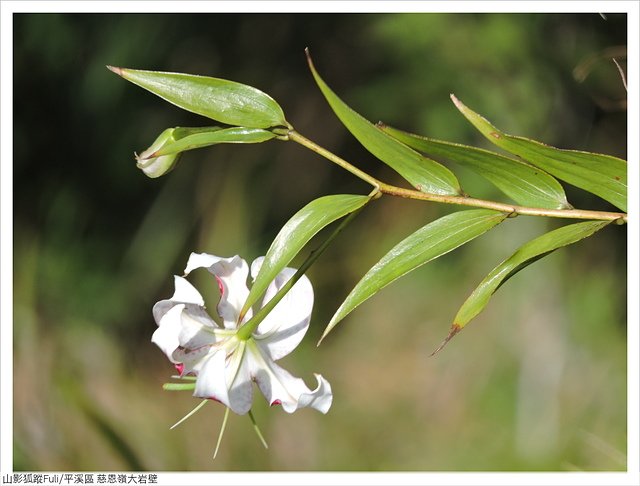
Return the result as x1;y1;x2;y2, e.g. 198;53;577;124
135;128;181;178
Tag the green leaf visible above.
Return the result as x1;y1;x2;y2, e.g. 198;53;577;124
451;94;627;211
241;194;371;318
320;209;507;342
149;127;276;157
107;66;287;129
306;51;462;196
453;220;611;332
379;124;572;210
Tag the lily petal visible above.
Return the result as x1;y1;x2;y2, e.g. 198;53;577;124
152;303;220;372
152;274;217;335
172;313;229;375
194;340;254;415
185;252;251;329
151;276;226;373
247;341;332;414
251;258;314;361
151;304;185;363
152;275;205;323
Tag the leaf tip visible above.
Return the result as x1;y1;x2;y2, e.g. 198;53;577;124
429;324;461;357
106;65;124;76
317;319;338;346
450;93;467;112
316;329;329;347
305;48;323;82
304;47;313;65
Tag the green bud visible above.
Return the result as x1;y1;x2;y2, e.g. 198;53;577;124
135;128;181;178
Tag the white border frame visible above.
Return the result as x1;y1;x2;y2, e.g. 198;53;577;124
1;2;638;485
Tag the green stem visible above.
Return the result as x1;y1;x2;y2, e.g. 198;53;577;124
288;130;380;189
236;205;366;340
288;130;627;224
379;185;627;223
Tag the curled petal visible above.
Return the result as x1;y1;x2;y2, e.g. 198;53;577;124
248;342;332;414
151;276;223;373
171;311;228;375
251;258;314;361
184;252;225;275
152;276;205;324
151;304;185;363
151;301;221;372
152;276;218;361
185;253;251;329
297;374;332;413
172;346;212;376
194;341;254;415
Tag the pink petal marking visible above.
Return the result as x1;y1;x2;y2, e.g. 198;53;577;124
271;400;282;406
174;363;185;376
215;276;225;296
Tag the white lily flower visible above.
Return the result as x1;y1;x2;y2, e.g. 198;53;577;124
151;252;332;416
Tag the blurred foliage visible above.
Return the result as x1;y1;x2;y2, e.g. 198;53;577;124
13;13;627;471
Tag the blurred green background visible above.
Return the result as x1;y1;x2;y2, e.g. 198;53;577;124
13;13;627;471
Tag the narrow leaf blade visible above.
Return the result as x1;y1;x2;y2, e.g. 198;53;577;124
379;124;572;210
321;209;507;342
451;94;627;211
107;66;287;129
151;127;276;157
453;220;611;331
243;194;371;316
306;52;462;196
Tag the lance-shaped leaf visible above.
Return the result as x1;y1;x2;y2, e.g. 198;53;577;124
241;194;371;319
306;51;462;196
320;209;507;343
451;94;627;212
379;124;572;210
147;126;276;158
107;66;288;129
439;220;611;352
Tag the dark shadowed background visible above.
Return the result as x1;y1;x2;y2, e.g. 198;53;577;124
13;13;627;471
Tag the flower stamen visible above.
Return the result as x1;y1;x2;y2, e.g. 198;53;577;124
248;410;269;450
169;399;208;430
213;407;230;459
